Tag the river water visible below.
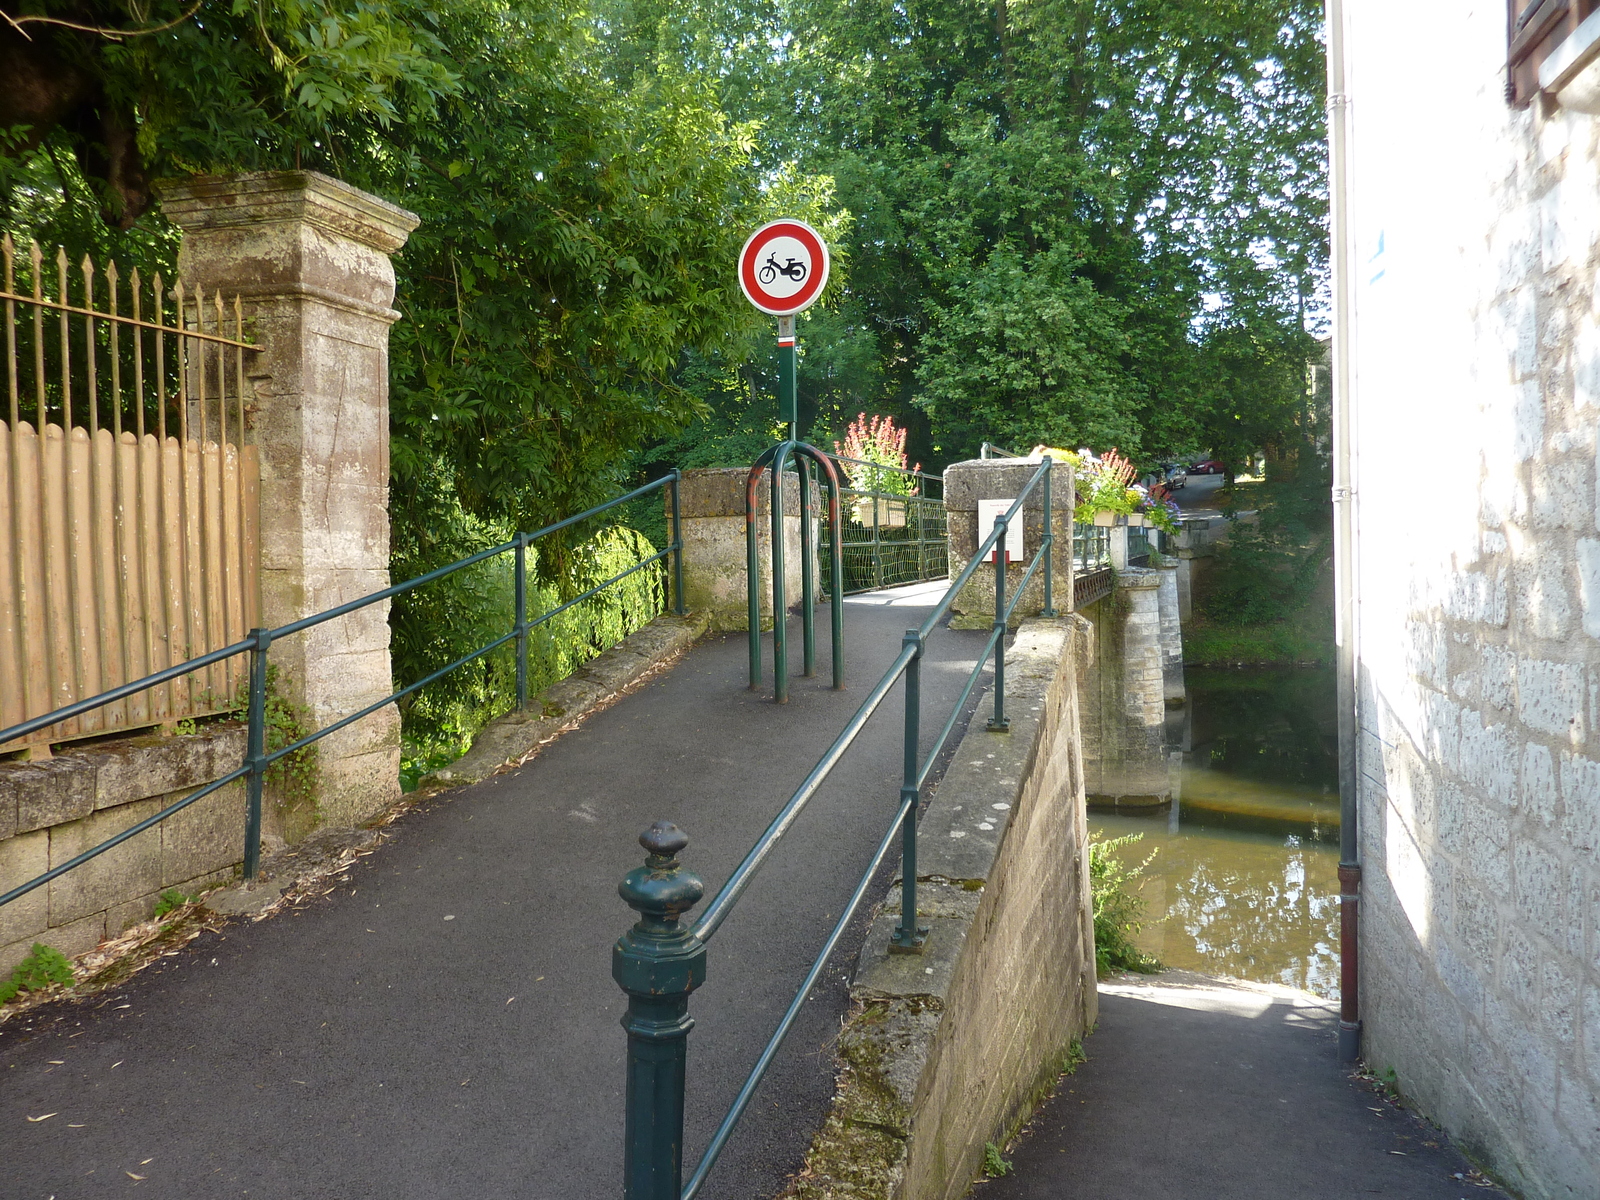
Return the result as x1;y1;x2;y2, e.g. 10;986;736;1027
1087;667;1342;996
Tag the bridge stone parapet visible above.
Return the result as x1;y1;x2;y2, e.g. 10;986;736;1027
1078;568;1170;807
1153;554;1185;705
787;615;1096;1200
942;458;1074;629
673;468;816;631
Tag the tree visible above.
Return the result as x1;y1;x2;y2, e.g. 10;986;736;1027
667;0;1328;468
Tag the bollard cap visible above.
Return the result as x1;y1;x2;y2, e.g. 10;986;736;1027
619;822;704;932
640;820;689;862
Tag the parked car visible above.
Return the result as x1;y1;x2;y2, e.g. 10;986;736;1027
1190;459;1225;475
1160;462;1188;489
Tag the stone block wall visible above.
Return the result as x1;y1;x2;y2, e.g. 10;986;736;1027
792;617;1097;1199
943;458;1074;629
1077;570;1170;805
675;467;816;631
1343;5;1600;1195
0;728;250;973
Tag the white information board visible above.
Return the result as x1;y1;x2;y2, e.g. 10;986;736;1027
977;499;1026;561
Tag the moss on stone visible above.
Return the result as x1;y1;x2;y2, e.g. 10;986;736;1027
778;999;946;1199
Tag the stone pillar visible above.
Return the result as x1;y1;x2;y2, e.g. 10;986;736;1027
161;171;418;837
675;467;816;631
1080;569;1169;806
1154;555;1185;705
943;458;1074;630
1109;525;1129;572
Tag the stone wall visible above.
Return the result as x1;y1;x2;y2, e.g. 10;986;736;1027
676;467;815;631
1344;5;1600;1195
0;728;251;973
943;459;1074;629
1077;571;1170;805
789;616;1097;1199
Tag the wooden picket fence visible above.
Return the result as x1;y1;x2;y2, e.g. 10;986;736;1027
0;238;260;754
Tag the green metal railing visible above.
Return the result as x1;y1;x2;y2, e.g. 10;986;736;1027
820;455;947;594
1128;523;1153;566
0;473;688;912
612;457;1059;1200
746;441;846;703
979;441;1021;459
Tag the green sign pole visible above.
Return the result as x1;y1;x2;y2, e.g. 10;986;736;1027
777;315;815;676
778;314;798;437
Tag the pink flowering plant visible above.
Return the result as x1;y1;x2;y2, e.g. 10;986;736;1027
1073;447;1180;534
835;413;920;497
1072;447;1139;522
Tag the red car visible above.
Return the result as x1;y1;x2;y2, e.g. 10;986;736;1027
1190;459;1225;475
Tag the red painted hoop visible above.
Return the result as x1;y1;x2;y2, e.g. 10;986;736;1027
738;220;830;316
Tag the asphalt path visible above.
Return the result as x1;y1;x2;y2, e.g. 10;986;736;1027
1;582;991;1200
978;973;1512;1200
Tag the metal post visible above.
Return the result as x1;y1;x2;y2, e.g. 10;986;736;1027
799;455;815;677
670;470;686;616
778;314;797;440
770;447;789;703
871;486;882;589
890;630;928;953
988;530;1009;732
824;463;845;690
916;497;927;583
614;822;706;1200
1041;457;1056;617
242;627;271;881
514;532;529;710
747;468;763;689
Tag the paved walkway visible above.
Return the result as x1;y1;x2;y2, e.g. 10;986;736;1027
981;972;1511;1200
1;582;990;1200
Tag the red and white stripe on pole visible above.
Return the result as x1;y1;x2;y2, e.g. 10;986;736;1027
738;220;830;316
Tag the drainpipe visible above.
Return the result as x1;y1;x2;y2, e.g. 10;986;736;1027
1326;0;1362;1064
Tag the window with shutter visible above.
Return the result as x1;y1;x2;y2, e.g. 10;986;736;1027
1510;0;1600;103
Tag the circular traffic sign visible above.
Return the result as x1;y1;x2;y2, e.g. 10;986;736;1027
738;219;830;316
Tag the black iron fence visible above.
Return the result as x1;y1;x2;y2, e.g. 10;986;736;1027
0;474;687;912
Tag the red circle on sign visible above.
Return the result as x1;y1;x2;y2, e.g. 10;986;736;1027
738;220;830;316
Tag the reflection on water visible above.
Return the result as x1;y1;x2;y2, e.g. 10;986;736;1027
1088;668;1341;997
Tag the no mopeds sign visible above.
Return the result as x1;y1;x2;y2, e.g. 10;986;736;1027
738;219;830;316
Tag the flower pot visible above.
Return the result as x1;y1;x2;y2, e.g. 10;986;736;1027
1091;510;1116;527
854;496;909;527
1128;513;1148;527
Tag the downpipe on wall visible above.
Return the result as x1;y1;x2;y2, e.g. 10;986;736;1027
1327;0;1362;1064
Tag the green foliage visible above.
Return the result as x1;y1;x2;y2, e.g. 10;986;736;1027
1181;618;1333;668
2;0;817;595
685;0;1330;468
389;472;667;786
1089;833;1161;976
153;888;195;919
228;666;318;809
0;943;75;1004
982;1142;1013;1178
1197;454;1332;627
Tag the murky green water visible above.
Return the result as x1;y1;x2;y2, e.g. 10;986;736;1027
1088;667;1342;997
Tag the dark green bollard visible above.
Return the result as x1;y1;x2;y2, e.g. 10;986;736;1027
614;822;706;1200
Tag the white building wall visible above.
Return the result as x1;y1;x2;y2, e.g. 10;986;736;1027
1345;4;1600;1195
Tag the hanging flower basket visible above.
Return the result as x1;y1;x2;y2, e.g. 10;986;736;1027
1090;511;1146;527
854;496;909;527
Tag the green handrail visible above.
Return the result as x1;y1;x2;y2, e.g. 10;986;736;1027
0;472;689;911
613;456;1062;1200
